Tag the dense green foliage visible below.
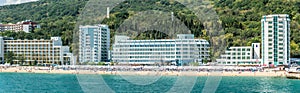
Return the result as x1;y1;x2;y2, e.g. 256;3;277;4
0;0;300;57
101;0;204;37
0;0;88;45
4;51;14;64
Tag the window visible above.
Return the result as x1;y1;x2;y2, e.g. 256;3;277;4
237;49;241;51
269;62;272;64
279;39;283;41
268;34;272;37
268;26;272;28
279;21;283;24
268;22;272;24
268;30;272;33
268;43;272;46
279;62;283;64
268;39;272;41
268;56;272;59
279;43;283;45
279;26;283;28
279;52;283;54
268;52;272;54
279;30;283;32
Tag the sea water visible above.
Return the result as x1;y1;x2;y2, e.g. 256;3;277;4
0;73;299;93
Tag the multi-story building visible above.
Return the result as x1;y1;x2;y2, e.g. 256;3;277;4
0;23;14;31
261;14;290;66
112;34;210;65
216;43;261;66
79;25;110;63
0;20;40;33
0;37;73;65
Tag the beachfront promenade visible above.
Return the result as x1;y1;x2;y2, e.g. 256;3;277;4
0;66;288;77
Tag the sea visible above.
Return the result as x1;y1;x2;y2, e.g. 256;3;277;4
0;73;299;93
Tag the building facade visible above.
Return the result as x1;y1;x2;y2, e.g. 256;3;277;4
79;25;110;63
261;14;290;66
0;20;40;33
112;34;210;65
216;43;261;66
0;37;73;65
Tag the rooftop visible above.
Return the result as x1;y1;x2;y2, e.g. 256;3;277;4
262;14;289;18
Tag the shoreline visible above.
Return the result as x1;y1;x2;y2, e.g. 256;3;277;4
0;67;288;77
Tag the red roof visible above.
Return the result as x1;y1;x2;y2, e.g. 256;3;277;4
22;21;38;24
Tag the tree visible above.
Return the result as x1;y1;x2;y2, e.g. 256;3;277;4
190;62;199;66
34;60;38;66
203;58;209;64
17;54;25;66
110;62;115;66
4;52;14;65
98;62;106;66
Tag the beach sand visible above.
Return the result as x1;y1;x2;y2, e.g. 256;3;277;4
0;67;287;77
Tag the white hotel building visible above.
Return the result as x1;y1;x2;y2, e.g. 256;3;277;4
112;34;210;65
216;43;261;66
0;20;41;33
79;25;110;63
261;14;290;66
0;37;73;65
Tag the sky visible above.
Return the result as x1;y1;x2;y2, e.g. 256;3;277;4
0;0;39;6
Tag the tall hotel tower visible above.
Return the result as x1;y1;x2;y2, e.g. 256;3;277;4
79;25;110;63
261;14;290;66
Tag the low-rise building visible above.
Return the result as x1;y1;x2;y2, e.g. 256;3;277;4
112;34;210;65
216;43;261;66
0;37;73;65
0;20;40;33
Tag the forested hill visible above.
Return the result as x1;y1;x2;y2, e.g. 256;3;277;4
0;0;300;57
0;0;88;45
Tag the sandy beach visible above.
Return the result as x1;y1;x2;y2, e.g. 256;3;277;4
0;66;287;77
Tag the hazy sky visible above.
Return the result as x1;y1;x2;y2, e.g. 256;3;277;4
0;0;39;6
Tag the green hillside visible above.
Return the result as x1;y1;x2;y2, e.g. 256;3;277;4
0;0;300;57
0;0;88;45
